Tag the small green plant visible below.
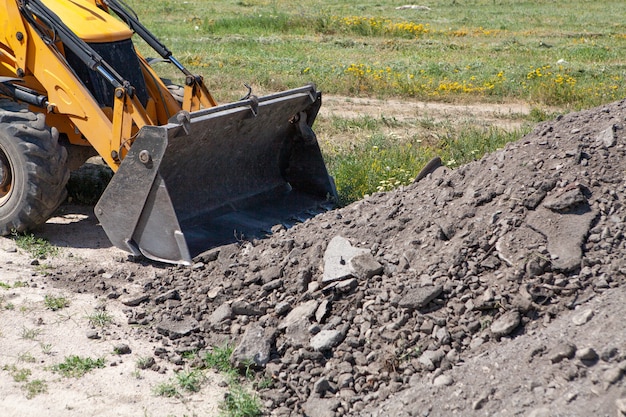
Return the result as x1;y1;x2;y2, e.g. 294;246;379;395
255;377;274;390
24;379;47;399
86;310;113;327
4;365;32;382
40;343;53;355
205;344;263;417
136;356;155;370
153;381;179;398
181;349;198;361
220;386;262;417
0;281;10;289
12;233;59;259
175;369;205;393
18;352;36;363
204;344;234;373
44;295;69;311
53;355;105;378
21;327;41;340
12;281;27;288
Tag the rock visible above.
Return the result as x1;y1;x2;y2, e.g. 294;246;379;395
601;367;623;385
527;407;551;417
310;329;345;351
576;347;598;363
231;300;264;316
323;236;370;282
313;377;334;395
433;374;454;387
572;309;594;326
136;356;155;370
208;303;232;326
86;330;100;340
490;309;521;337
548;342;576;364
350;253;383;279
262;279;283;292
616;398;626;416
230;324;272;369
274;301;291;315
301;396;340;417
119;293;149;307
543;185;587;212
154;289;180;304
156;317;199;339
596;124;617;147
278;300;318;330
398;285;443;311
113;343;132;355
315;300;330;323
418;349;445;371
527;205;597;273
260;265;282;284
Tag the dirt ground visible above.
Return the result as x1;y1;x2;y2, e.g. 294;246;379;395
0;205;225;417
1;97;625;417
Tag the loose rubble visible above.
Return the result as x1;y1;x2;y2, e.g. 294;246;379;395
50;99;626;416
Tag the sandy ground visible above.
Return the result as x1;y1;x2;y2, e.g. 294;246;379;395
0;205;225;417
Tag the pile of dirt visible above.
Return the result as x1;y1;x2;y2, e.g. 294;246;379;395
49;99;626;417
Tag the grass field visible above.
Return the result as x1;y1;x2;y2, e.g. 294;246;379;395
124;0;626;203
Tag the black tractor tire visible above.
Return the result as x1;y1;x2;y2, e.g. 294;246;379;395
0;100;70;235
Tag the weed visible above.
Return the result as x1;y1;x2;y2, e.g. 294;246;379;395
18;352;36;363
12;233;59;259
204;344;234;373
136;356;155;370
86;310;113;327
4;365;32;382
0;281;10;289
21;327;41;340
204;344;263;416
153;381;179;397
220;386;262;417
24;379;47;399
181;350;198;361
53;355;105;378
255;377;274;390
175;369;205;393
44;295;69;311
40;343;53;355
12;281;27;288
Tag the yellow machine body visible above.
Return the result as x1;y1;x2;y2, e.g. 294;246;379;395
0;0;336;264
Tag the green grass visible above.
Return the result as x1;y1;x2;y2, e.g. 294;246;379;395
11;233;58;259
152;369;206;398
220;386;262;417
109;0;625;204
153;381;179;397
23;379;47;399
86;310;113;327
53;355;105;378
44;295;69;311
123;0;626;110
20;327;41;340
204;345;262;417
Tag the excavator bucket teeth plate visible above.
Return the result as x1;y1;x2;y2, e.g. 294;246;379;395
95;85;336;264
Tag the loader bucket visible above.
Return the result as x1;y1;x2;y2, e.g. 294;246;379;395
94;85;336;264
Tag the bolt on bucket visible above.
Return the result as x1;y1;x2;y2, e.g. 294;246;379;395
95;85;337;264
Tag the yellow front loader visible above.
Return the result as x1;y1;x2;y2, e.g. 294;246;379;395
0;0;336;264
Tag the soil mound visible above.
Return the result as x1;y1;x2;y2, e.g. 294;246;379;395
51;99;626;416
